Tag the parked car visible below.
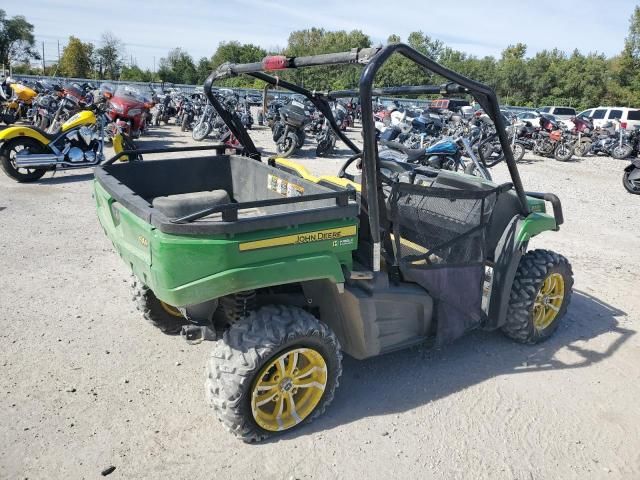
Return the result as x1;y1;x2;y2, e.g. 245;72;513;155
538;106;577;121
577;106;640;130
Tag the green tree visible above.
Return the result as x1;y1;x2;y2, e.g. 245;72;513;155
120;64;153;82
59;36;94;78
208;41;267;87
283;28;370;89
0;9;39;66
158;48;197;84
496;43;531;105
96;32;124;80
196;57;211;83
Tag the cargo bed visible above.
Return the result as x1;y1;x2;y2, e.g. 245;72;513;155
94;153;358;235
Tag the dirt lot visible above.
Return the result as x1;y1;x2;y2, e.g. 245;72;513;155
1;123;639;480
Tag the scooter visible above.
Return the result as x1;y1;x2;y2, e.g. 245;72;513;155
0;88;137;183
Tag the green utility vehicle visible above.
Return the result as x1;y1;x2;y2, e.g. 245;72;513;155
94;44;573;442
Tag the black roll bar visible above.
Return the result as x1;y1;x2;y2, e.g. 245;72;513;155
329;83;469;99
203;75;261;160
202;43;530;272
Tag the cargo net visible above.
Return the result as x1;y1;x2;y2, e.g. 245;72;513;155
389;182;500;269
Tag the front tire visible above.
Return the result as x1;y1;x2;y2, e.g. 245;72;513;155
192;121;211;141
207;305;342;442
553;142;573;162
276;132;299;158
502;249;573;344
612;144;633;160
0;137;48;182
512;143;526;163
622;167;640;194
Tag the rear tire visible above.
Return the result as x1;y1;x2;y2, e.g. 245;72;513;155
0;137;48;182
573;140;591;157
206;305;342;442
131;276;186;334
502;249;573;344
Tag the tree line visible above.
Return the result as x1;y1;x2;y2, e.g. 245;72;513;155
3;6;640;109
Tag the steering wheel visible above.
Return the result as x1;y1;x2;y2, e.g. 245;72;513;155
338;151;412;183
337;152;362;181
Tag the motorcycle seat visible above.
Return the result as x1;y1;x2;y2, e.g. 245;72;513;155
26;126;58;141
380;140;427;162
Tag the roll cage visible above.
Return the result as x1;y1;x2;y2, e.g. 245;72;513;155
203;43;529;272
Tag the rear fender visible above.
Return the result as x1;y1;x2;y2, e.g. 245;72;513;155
0;126;50;146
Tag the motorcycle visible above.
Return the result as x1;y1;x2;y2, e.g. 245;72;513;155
570;116;594;157
1;78;38;125
517;115;574;161
45;86;88;135
315;103;345;156
107;85;148;138
272;100;308;157
238;97;253;130
0;87;137;183
622;157;640;195
379;134;492;180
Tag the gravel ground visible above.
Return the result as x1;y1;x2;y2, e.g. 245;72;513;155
1;123;639;480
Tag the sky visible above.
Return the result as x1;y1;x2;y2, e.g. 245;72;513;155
5;0;637;71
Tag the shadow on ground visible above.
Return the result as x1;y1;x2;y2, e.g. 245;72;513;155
268;290;632;442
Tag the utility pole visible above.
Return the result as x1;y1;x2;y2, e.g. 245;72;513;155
42;42;46;75
57;40;60;64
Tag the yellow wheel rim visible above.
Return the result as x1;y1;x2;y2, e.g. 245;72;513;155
159;301;183;318
533;272;565;330
251;347;327;432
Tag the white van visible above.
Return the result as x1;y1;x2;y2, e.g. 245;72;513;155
577;107;640;130
538;106;577;121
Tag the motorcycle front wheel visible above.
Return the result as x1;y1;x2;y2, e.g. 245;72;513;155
512;143;526;163
612;144;633;160
554;142;574;162
0;137;48;182
276;132;299;158
622;167;640;194
192;121;211;141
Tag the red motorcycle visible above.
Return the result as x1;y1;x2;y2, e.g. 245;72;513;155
570;116;594;157
106;86;150;138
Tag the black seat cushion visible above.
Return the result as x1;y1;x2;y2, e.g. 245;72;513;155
152;190;230;219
